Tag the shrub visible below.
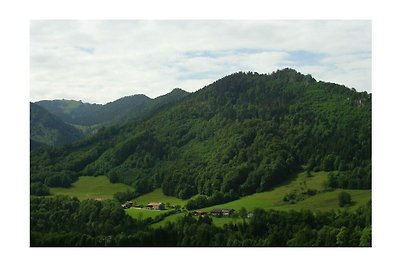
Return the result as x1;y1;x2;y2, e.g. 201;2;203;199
338;191;351;207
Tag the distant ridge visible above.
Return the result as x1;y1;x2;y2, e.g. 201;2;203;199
35;88;190;127
30;102;84;148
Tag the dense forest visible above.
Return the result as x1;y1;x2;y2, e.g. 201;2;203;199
30;89;189;149
30;195;371;247
30;69;371;204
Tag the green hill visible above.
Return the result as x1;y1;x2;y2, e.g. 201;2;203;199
130;188;188;207
30;102;84;147
31;69;371;204
36;88;189;127
35;99;102;125
202;171;371;212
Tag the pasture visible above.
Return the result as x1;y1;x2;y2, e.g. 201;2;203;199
151;171;371;228
131;188;189;207
204;171;371;212
50;176;134;200
151;212;185;228
50;172;371;229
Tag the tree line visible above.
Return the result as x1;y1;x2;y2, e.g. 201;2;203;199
31;195;371;247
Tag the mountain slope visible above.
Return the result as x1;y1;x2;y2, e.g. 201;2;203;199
117;88;190;124
35;96;147;126
30;102;84;147
36;89;189;127
30;69;371;199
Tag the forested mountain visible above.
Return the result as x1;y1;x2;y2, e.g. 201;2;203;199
34;99;101;125
30;69;371;202
118;88;190;124
30;102;84;148
36;88;189;126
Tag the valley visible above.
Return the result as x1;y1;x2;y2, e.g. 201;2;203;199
47;171;371;228
30;69;372;247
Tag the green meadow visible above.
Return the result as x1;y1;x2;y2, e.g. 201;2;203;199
204;188;371;213
276;189;371;212
125;188;191;220
151;171;371;228
50;172;371;228
130;188;188;207
50;176;134;200
204;171;371;213
151;212;185;228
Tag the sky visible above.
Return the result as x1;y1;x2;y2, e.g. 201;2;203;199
30;20;371;104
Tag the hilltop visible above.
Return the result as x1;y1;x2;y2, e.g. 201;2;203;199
36;88;189;126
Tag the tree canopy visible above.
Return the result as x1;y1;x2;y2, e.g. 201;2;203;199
30;196;372;247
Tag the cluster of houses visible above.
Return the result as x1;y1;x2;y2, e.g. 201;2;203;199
193;208;254;218
121;201;165;210
121;201;251;218
193;208;235;217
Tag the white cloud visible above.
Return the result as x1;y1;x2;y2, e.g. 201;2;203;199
30;20;371;104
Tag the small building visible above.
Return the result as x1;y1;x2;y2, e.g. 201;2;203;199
146;202;165;210
210;208;235;217
193;210;209;216
121;201;133;209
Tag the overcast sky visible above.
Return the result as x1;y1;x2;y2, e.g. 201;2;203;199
30;20;371;104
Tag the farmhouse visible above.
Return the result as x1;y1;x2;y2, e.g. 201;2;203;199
146;202;165;210
210;208;235;217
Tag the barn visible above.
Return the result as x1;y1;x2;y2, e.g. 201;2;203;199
146;202;165;210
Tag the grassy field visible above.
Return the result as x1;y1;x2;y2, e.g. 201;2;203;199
151;171;371;228
130;188;188;207
50;176;134;200
276;189;371;212
125;188;190;220
151;212;185;228
204;171;371;213
51;172;371;229
204;188;371;213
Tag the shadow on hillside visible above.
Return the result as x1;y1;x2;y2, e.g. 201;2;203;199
263;171;301;192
